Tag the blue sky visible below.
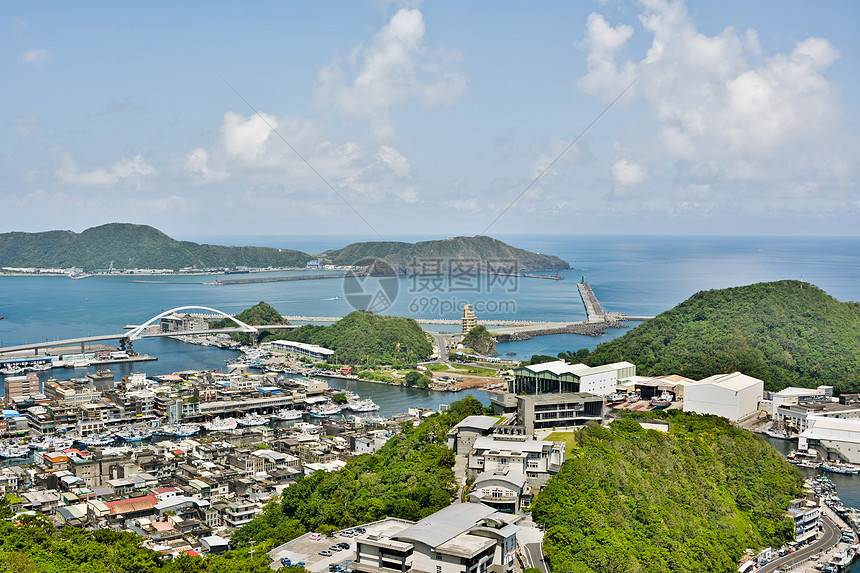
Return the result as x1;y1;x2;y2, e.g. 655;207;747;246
2;0;858;241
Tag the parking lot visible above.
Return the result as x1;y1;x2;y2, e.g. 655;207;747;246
269;529;364;572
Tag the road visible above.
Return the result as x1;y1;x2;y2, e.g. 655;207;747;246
758;514;841;573
522;540;548;573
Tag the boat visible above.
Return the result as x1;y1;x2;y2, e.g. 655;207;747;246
0;365;26;375
347;399;380;413
203;417;238;431
156;423;201;437
822;462;860;475
765;427;790;439
77;433;116;447
114;428;154;442
314;404;342;416
30;436;75;451
270;409;303;421
0;445;30;458
606;392;627;404
236;413;269;427
650;391;673;409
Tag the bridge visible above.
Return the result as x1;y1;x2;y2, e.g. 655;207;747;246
0;305;290;357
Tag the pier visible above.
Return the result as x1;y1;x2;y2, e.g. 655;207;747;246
577;281;605;322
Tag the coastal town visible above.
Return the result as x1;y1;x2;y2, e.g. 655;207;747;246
0;299;859;573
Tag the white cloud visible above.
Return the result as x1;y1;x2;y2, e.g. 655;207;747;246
578;0;855;209
185;112;418;207
611;159;647;186
316;8;467;139
57;154;156;186
20;49;51;66
13;116;40;138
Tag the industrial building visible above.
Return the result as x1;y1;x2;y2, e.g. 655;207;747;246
682;372;764;422
267;340;335;361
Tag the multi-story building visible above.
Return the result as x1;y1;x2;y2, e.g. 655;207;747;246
466;434;565;488
354;503;518;573
462;304;477;334
4;373;39;404
510;360;634;397
516;393;604;433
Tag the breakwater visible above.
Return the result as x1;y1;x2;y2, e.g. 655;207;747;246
493;320;628;342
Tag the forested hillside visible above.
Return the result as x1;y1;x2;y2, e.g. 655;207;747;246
319;235;570;273
0;223;312;270
532;412;805;573
579;280;860;392
232;396;486;548
269;311;432;366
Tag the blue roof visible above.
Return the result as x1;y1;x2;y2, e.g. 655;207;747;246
257;386;280;393
2;410;22;417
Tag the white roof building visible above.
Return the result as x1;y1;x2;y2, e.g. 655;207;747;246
683;372;764;422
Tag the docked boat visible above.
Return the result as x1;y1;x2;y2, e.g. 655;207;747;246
0;365;26;375
314;404;343;416
822;462;860;475
348;399;380;413
0;445;30;458
606;392;627;404
77;433;116;447
270;409;303;421
115;428;154;442
30;436;75;451
203;417;238;431
237;413;269;427
156;423;201;437
650;391;673;409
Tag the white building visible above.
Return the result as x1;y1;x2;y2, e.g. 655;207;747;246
510;360;634;397
467;435;565;488
799;415;860;463
354;503;518;573
682;372;764;421
268;340;335;361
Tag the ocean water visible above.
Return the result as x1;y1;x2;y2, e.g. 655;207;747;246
1;234;859;407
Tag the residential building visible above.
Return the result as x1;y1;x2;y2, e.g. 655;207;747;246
462;304;477;334
4;373;39;404
447;416;501;455
466;435;565;488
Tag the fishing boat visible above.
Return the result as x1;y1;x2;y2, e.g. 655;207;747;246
348;399;380;413
315;404;342;416
77;433;115;447
114;427;154;442
203;417;238;431
30;436;75;451
156;423;201;437
236;413;269;427
822;462;860;475
0;445;30;458
650;391;673;409
606;392;627;404
270;409;303;421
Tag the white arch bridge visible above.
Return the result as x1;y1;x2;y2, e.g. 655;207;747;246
0;305;297;356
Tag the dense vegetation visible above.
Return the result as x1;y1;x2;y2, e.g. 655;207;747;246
0;508;274;573
572;281;860;392
269;311;433;366
461;325;498;356
533;411;805;573
0;223;312;271
0;225;570;274
232;396;486;549
318;235;569;273
210;301;288;343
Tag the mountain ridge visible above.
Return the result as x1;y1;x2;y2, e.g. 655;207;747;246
0;223;570;273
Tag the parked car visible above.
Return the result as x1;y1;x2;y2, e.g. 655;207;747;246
309;533;322;541
330;545;343;551
337;542;350;550
319;550;333;557
354;527;366;534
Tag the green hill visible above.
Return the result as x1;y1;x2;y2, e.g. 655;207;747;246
268;310;433;366
533;413;804;573
0;224;569;274
578;280;860;392
319;235;570;273
0;223;312;271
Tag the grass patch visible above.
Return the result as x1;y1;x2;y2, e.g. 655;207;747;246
544;431;580;454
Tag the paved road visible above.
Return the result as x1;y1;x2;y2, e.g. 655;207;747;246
758;515;841;573
522;540;548;573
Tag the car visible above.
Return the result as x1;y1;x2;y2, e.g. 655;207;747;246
337;542;350;550
354;527;366;534
281;558;292;566
309;533;322;541
330;545;343;551
319;550;332;557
